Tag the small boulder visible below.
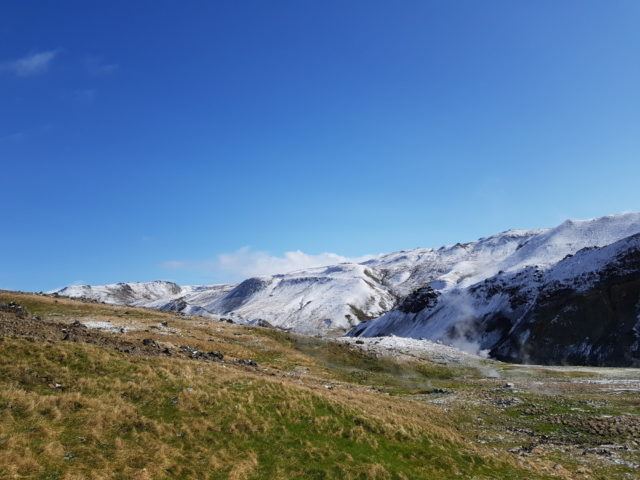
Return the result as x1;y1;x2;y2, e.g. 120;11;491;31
142;338;160;348
237;359;258;367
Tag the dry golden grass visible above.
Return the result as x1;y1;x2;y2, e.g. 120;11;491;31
0;292;571;479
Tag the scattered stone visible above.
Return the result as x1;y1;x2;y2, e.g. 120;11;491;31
430;388;450;394
493;396;522;408
0;302;29;318
507;427;535;436
582;447;613;457
180;345;201;358
557;414;640;438
206;350;224;361
237;359;257;367
179;345;224;361
253;319;274;328
508;444;534;456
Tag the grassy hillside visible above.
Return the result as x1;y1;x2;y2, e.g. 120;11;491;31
0;292;638;479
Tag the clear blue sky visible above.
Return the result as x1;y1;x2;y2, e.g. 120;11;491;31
1;1;639;291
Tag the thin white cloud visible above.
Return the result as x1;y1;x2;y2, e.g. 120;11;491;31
85;55;118;76
0;131;27;143
0;50;59;77
217;247;370;278
161;247;375;280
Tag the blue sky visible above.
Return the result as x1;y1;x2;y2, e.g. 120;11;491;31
1;1;639;291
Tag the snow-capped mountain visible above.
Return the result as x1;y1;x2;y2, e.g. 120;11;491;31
56;280;186;306
54;229;546;333
54;265;396;334
54;212;640;364
352;214;640;366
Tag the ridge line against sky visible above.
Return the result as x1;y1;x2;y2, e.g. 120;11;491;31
52;210;640;289
1;1;639;291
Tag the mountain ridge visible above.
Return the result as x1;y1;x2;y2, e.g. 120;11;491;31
54;212;640;364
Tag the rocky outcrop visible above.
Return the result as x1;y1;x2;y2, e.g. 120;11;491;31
396;286;439;313
490;243;640;366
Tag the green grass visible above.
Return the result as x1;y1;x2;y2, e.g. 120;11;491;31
283;334;475;395
0;337;544;480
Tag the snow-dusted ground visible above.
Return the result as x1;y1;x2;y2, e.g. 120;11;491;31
82;320;132;333
337;336;640;390
571;378;640;392
337;335;485;365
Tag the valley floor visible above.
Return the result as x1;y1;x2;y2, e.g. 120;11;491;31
0;292;638;479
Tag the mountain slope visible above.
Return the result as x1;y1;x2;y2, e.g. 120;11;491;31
5;292;566;480
353;230;640;366
56;280;188;306
53;229;543;333
54;213;640;365
54;265;396;334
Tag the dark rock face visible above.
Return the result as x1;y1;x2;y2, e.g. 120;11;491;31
490;247;640;366
220;278;270;313
116;283;137;302
491;282;640;366
159;297;188;313
348;304;375;322
164;282;183;295
396;286;439;314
